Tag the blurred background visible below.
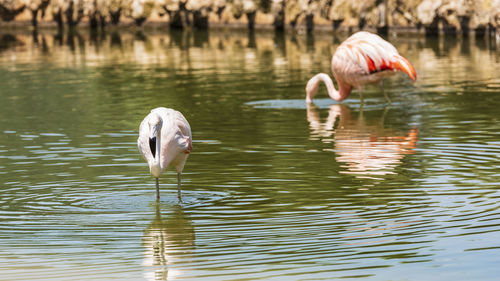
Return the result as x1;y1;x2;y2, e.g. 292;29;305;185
0;0;499;38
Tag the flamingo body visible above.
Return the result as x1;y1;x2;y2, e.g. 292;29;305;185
138;107;192;200
306;31;417;103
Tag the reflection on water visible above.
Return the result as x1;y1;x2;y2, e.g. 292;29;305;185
0;29;499;281
307;104;418;179
0;29;497;82
143;204;195;281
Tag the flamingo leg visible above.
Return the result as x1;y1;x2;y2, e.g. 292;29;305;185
383;88;391;104
380;81;391;104
155;178;160;201
177;173;182;202
381;105;389;125
359;91;364;113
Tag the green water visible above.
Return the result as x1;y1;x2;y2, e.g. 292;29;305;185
0;29;499;280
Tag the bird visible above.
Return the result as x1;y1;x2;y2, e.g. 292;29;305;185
138;107;192;201
305;31;417;104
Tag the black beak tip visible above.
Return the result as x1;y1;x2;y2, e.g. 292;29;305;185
149;137;157;158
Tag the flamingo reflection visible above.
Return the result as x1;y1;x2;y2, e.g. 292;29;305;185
307;104;418;179
142;204;195;281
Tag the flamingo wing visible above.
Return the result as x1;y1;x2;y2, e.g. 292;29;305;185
173;110;192;140
332;31;416;86
150;108;191;138
152;107;192;153
174;110;193;153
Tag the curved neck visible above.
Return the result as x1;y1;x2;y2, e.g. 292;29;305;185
154;130;161;164
150;126;162;178
306;73;350;102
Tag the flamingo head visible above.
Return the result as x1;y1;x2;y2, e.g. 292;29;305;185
147;114;163;159
148;114;163;139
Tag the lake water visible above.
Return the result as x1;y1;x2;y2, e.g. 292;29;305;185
0;29;499;281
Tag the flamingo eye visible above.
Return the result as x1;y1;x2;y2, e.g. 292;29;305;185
149;137;156;158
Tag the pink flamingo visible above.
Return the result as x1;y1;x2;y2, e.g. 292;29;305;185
305;31;417;104
138;107;192;201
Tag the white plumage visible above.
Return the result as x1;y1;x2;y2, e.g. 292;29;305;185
138;107;192;201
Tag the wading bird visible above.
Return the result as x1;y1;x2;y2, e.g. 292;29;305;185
138;107;192;201
305;31;417;104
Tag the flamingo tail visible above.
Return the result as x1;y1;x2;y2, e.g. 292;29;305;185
391;55;417;82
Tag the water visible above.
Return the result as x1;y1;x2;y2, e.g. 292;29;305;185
0;29;499;280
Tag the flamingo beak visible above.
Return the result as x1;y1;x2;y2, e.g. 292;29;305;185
149;137;157;158
150;125;159;138
149;125;159;158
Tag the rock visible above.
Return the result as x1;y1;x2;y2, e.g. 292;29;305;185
22;0;49;26
0;0;26;21
1;0;499;36
490;0;500;38
417;0;441;25
271;0;284;30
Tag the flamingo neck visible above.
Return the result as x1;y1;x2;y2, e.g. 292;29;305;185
306;73;351;102
150;128;162;178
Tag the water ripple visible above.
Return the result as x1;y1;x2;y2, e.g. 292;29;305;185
1;31;500;281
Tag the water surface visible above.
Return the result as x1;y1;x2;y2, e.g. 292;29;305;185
0;29;499;280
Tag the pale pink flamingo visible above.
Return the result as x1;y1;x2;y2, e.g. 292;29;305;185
305;31;417;104
138;107;192;201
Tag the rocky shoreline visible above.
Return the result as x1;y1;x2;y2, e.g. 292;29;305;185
0;0;499;38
